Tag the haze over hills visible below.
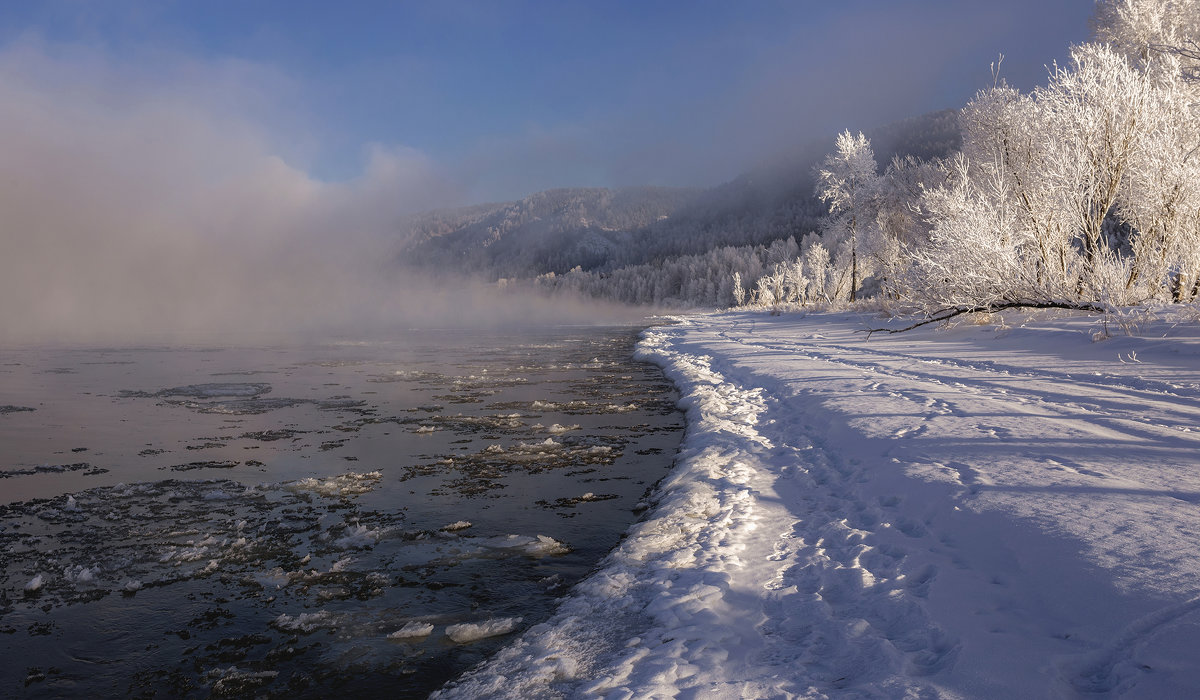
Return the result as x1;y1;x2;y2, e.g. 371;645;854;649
401;186;700;280
399;109;961;284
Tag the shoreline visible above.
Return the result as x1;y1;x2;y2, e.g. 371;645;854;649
437;309;1200;698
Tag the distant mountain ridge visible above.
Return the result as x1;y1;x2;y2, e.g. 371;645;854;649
399;109;961;281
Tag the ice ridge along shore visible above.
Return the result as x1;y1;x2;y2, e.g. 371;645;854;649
436;310;1200;698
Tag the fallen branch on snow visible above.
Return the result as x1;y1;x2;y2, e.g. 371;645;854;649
861;300;1112;338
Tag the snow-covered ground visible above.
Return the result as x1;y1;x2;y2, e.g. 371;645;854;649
437;309;1200;699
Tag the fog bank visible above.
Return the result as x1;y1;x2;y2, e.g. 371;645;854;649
0;39;639;346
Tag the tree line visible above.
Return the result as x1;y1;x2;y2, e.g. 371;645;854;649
540;0;1200;317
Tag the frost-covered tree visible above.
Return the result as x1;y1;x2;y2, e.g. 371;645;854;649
753;275;774;306
902;35;1199;312
906;153;1034;308
536;238;808;309
871;154;947;299
1085;1;1200;301
875;155;945;250
958;79;1072;291
783;259;809;304
1036;42;1156;295
1092;0;1200;84
816;131;881;301
1119;53;1200;299
804;241;833;304
731;271;746;306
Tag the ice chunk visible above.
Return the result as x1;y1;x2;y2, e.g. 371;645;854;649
441;520;472;532
208;666;279;694
332;523;384;550
253;568;293;589
481;534;570;557
445;617;523;643
273;610;338;633
24;574;44;593
64;565;99;586
162;541;211;563
285;471;382;497
525;534;570;556
167;383;271;398
388;622;435;640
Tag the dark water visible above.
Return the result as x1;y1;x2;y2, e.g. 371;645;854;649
0;326;684;698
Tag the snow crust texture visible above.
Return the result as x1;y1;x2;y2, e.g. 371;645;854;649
437;311;1200;699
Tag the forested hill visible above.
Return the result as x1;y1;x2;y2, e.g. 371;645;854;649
398;109;961;282
400;187;700;279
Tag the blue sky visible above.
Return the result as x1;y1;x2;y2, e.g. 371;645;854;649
0;1;1095;203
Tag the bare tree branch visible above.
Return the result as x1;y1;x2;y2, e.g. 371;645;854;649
860;300;1112;337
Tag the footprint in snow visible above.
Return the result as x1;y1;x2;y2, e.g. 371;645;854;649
893;424;928;439
904;564;938;598
948;461;989;494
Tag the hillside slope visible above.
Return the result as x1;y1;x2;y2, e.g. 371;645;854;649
399;110;961;282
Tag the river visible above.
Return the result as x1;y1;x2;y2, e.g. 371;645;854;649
0;325;684;698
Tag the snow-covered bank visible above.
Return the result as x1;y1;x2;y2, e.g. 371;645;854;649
436;310;1200;698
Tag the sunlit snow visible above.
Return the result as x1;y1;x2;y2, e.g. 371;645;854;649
439;310;1200;698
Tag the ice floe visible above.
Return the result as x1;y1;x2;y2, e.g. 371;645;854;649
388;621;436;640
284;471;382;498
445;617;523;643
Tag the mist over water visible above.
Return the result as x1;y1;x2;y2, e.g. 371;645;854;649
0;38;648;347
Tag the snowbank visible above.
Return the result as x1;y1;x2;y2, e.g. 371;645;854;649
437;310;1200;698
